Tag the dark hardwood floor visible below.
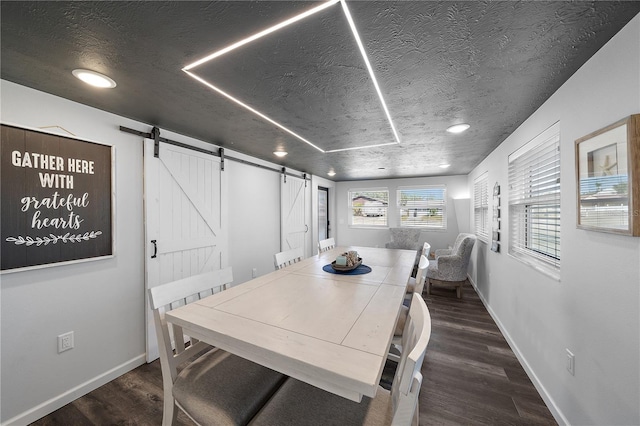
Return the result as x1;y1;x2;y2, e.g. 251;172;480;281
30;281;556;425
419;283;556;425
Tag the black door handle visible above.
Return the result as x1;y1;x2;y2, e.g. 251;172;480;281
151;240;157;259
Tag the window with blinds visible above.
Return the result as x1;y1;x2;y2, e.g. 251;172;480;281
474;173;489;241
508;123;561;275
397;186;447;228
349;188;388;227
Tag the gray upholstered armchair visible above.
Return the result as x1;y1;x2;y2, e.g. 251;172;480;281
385;228;422;250
426;233;476;298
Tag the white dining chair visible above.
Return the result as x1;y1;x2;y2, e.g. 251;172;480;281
405;254;429;299
317;237;336;253
421;241;431;259
148;267;286;426
249;293;432;426
389;255;428;362
274;246;304;270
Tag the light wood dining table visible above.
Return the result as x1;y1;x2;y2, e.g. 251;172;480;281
164;246;417;402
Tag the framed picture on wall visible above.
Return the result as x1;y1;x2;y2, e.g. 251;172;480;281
575;114;639;236
1;124;115;272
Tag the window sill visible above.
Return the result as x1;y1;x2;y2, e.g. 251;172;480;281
398;226;447;230
348;225;389;230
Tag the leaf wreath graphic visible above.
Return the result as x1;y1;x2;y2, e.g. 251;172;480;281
6;231;103;246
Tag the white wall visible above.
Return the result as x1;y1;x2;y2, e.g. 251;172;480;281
227;160;281;284
0;80;146;424
0;80;312;424
335;175;469;250
467;15;640;426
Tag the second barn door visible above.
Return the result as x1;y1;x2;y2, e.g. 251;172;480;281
280;174;310;257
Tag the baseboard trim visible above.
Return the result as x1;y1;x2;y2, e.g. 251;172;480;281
467;275;569;426
1;354;146;426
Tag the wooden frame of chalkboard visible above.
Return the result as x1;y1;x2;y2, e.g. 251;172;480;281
1;123;115;273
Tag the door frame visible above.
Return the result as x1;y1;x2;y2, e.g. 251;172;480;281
318;186;330;241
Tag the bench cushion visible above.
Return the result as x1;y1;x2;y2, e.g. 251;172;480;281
173;349;285;426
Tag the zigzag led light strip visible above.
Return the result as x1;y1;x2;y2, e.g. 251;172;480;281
182;0;400;154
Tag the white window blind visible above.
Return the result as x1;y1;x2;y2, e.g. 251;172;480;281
508;123;561;274
397;186;447;229
474;173;489;241
349;188;388;227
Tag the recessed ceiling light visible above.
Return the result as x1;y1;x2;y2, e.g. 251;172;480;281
72;69;117;88
439;164;451;169
327;171;336;177
273;151;288;157
446;123;470;134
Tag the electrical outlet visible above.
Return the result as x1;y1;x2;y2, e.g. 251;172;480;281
58;331;74;353
566;349;575;376
252;268;257;278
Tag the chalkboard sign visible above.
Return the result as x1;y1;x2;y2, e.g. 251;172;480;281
1;124;113;272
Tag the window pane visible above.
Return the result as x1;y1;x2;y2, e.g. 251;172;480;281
397;186;446;229
527;204;561;260
474;173;489;240
349;189;388;227
508;123;561;273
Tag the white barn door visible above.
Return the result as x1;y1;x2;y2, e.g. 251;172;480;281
281;174;309;256
144;139;227;362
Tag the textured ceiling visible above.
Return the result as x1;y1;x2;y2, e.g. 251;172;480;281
2;1;639;181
